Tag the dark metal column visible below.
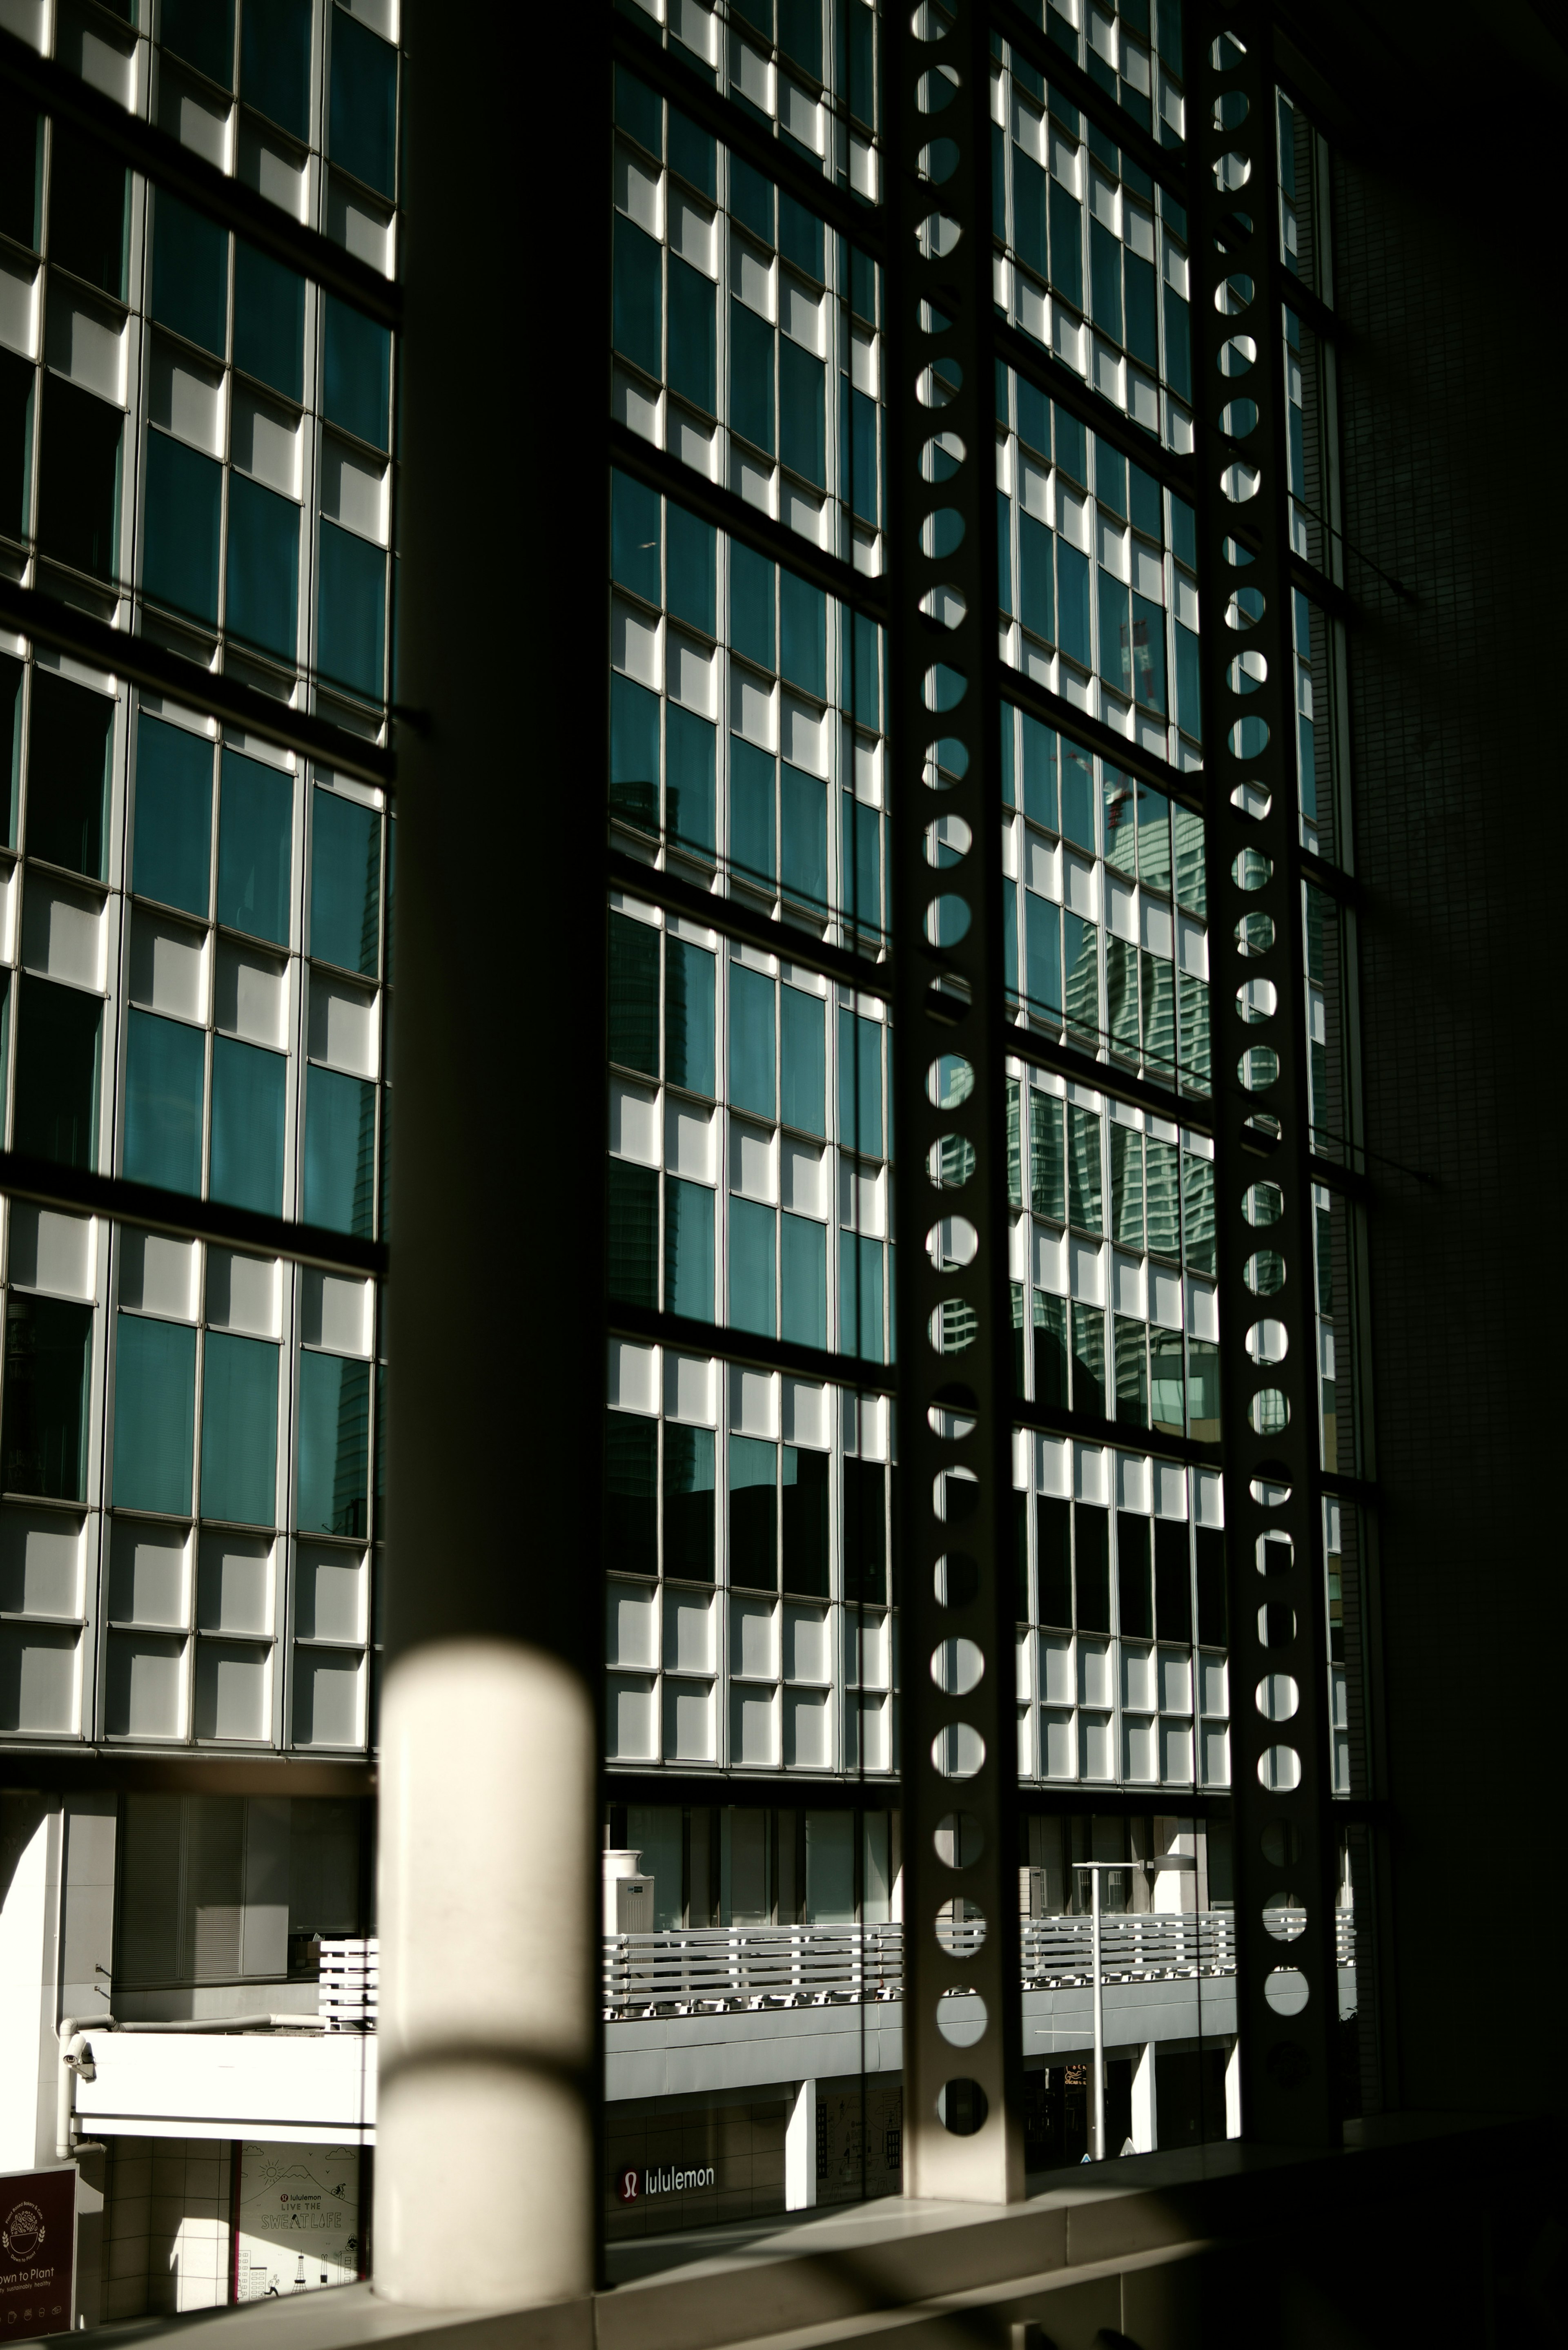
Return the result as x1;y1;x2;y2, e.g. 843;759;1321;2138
887;1;1025;2202
1191;2;1341;2143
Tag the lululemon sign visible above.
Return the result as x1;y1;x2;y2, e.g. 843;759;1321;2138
0;2168;75;2340
615;2164;715;2203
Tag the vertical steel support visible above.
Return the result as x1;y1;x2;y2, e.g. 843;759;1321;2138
1191;4;1341;2143
887;2;1025;2203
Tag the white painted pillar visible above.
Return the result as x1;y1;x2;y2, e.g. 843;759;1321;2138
1225;2037;1243;2138
0;1802;58;2173
785;2078;817;2211
1131;2042;1157;2155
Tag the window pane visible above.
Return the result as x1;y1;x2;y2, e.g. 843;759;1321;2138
1187;1337;1221;1440
124;1010;205;1194
113;1313;196;1514
1117;1514;1152;1637
668;104;715;196
782;1447;829;1596
664;1177;713;1322
1063;912;1099;1046
210;1038;286;1216
317;520;386;699
781;763;827;909
2;1293;92;1501
233;239;305;402
666;705;715;855
668;253;716;412
217;748;292;945
728;1435;776;1592
242;0;312;139
330;11;397;198
729;736;774;885
1024;892;1061;1019
1150;1326;1185;1436
1070;1299;1105;1416
162;0;235;84
610;672;659;831
1110;1123;1144;1247
1114;1316;1148;1428
133;716;212;917
39;375;120;580
730;299;774;453
1033;1290;1068;1405
780;987;824;1135
666;502;714;634
144;431;221;624
838;1008;882;1155
610;467;660;604
1020;513;1054;642
311;788;380;974
296;1352;370;1537
730;542;774;668
728;965;775;1119
608;1161;657;1307
28;671;111;880
1075;1503;1109;1632
1195;1527;1226;1644
1154;1519;1192;1643
322;296;391;450
840;1233;883;1362
842;1457;886;1604
1067;1104;1102;1231
226;473;299;661
0;358;27;564
608;911;659;1078
0;88;41;250
48;127;125;297
303;1065;376;1236
150;188;226;357
608;1409;657;1577
666;939;715;1094
779;339;825;486
200;1331;279;1527
663;1423;714;1583
613;217;662;380
15;977;100;1168
728;1197;776;1337
1038;1494;1071;1624
780;570;826;698
780;1213;826;1349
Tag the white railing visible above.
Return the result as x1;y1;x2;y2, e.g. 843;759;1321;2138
318;1937;378;2031
602;1910;1356;2018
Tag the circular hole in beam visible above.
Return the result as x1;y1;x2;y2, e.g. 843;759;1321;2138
935;1990;989;2049
1258;1742;1303;1791
931;1722;986;1778
935;1552;979;1607
929;1133;976;1191
934;1810;984;1869
935;1899;987;1957
1255;1672;1299;1722
936;2077;989;2135
931;1637;984;1696
1264;1967;1310;2016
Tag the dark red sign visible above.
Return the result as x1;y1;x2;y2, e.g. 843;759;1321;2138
0;2169;74;2339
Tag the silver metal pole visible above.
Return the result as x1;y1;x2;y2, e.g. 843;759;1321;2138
1091;1868;1105;2163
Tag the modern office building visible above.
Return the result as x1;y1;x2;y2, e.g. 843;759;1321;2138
0;0;1558;2334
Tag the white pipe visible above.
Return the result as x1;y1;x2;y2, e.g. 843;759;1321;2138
114;2016;326;2033
1090;1872;1105;2164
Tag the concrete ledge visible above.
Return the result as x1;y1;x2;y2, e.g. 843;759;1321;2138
86;2114;1552;2350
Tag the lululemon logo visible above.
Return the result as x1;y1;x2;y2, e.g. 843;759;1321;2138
616;2169;639;2204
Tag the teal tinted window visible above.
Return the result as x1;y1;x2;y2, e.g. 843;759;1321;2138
608;1161;657;1307
779;339;825;486
730;543;774;668
666;939;715;1095
330;10;397;198
780;986;824;1135
317;521;386;700
112;1314;196;1514
663;1422;714;1583
210;1038;286;1215
200;1331;279;1525
242;0;312;138
728;1436;776;1591
613;218;661;381
729;737;773;885
665;705;715;855
840;1233;884;1362
144;433;221;626
668;254;716;412
780;1213;826;1350
151;189;227;357
304;1066;376;1236
668;106;715;197
607;1407;657;1578
608;911;658;1077
0;651;20;845
162;0;234;86
610;468;660;604
2;1293;92;1501
226;474;299;660
133;717;211;916
609;673;659;831
729;1196;775;1338
217;748;292;944
323;297;391;450
27;671;111;879
781;764;826;909
48;127;126;297
666;503;714;634
838;1009;882;1155
312;789;379;975
233;241;305;401
124;1010;205;1194
728;965;774;1119
0;88;42;250
665;1177;713;1322
614;65;661;155
297;1351;371;1537
730;300;774;452
780;571;826;699
15;977;100;1167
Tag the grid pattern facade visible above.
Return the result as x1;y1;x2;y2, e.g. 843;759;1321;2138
0;0;398;1752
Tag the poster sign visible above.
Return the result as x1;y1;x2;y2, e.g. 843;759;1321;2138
0;2168;75;2340
234;2145;361;2302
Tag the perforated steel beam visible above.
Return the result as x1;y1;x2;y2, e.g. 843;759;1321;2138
1191;2;1341;2145
886;1;1025;2204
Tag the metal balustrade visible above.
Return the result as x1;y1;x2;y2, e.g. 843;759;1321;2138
318;1937;379;2032
598;1913;1355;2020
